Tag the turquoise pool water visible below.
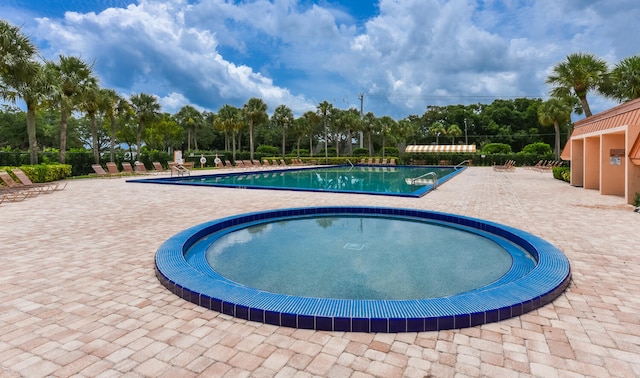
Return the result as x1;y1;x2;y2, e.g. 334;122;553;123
193;215;535;300
130;165;464;197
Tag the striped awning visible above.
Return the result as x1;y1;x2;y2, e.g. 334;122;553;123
405;145;476;153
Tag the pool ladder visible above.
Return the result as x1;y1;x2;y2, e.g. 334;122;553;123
455;160;471;169
411;171;438;189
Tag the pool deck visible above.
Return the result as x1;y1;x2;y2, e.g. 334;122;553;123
1;166;639;377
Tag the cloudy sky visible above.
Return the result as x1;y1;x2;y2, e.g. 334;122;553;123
3;0;637;119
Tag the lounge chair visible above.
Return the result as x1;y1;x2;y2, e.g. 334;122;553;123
367;158;373;165
12;169;65;192
106;162;120;174
224;160;234;168
271;159;279;167
262;159;271;167
493;160;516;172
381;158;388;165
389;158;396;165
134;162;151;174
121;162;135;174
91;164;110;177
374;158;381;165
152;161;167;173
280;159;289;166
0;171;42;196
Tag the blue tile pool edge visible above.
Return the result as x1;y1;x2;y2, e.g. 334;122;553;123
155;206;571;332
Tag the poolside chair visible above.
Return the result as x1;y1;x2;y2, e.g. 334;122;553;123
493;160;516;172
374;158;380;165
252;160;264;168
367;158;373;165
152;161;167;173
0;171;42;197
280;159;289;166
12;169;65;192
121;162;135;174
91;164;110;177
134;161;151;174
271;159;279;167
262;159;271;167
381;158;388;165
224;160;234;168
106;162;120;174
389;158;396;165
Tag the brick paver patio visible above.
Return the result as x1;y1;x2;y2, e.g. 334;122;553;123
1;167;639;377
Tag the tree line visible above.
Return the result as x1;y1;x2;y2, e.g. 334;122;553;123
2;19;640;166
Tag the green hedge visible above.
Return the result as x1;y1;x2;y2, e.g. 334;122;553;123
2;164;72;183
552;166;571;182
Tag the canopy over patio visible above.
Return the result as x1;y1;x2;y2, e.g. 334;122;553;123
405;145;476;153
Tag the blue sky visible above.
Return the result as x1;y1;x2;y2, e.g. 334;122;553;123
3;0;637;119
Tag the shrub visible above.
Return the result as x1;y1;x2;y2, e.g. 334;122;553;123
482;143;512;154
552;166;571;182
257;145;280;155
352;148;369;157
521;142;552;155
381;147;399;157
634;192;640;207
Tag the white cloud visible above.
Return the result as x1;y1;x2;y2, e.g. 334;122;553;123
10;0;639;118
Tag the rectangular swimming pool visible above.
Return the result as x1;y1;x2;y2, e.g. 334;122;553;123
129;165;466;197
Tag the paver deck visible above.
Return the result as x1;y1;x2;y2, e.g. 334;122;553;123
1;167;639;377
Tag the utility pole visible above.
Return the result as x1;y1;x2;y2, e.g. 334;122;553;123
358;93;364;148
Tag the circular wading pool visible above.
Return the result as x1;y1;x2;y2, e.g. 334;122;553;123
155;207;571;332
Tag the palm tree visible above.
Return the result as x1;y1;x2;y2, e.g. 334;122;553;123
99;89;123;162
301;111;320;157
174;105;203;151
362;112;377;155
602;55;640;102
316;100;334;162
243;98;268;160
0;21;48;164
215;105;242;160
129;93;161;160
447;124;463;144
378;116;396;158
47;55;98;163
546;53;609;117
538;98;572;160
77;82;102;163
430;122;447;144
272;104;294;158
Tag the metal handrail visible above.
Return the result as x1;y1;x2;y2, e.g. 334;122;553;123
455;160;471;169
411;171;438;189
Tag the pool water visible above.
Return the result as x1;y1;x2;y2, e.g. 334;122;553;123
131;165;463;197
196;216;533;299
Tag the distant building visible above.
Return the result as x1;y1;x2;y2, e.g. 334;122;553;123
561;98;640;205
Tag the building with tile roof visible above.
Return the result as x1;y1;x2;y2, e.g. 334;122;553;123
561;97;640;204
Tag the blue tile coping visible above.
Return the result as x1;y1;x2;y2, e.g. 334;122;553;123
155;206;571;332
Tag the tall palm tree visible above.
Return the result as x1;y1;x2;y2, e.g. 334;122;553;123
0;21;48;164
47;55;98;163
316;100;334;162
430;122;447;144
301;111;320;157
129;93;161;160
546;52;608;117
99;89;123;162
362;112;377;155
174;105;203;151
538;98;572;160
78;82;102;164
447;124;463;144
243;98;268;160
378;116;396;158
215;104;242;160
602;55;640;103
272;104;294;159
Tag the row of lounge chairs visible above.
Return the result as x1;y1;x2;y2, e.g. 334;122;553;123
0;169;66;204
360;158;396;165
91;161;172;177
527;160;564;172
493;160;516;172
214;159;302;170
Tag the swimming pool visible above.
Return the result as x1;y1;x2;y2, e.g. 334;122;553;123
156;206;571;332
129;165;464;197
